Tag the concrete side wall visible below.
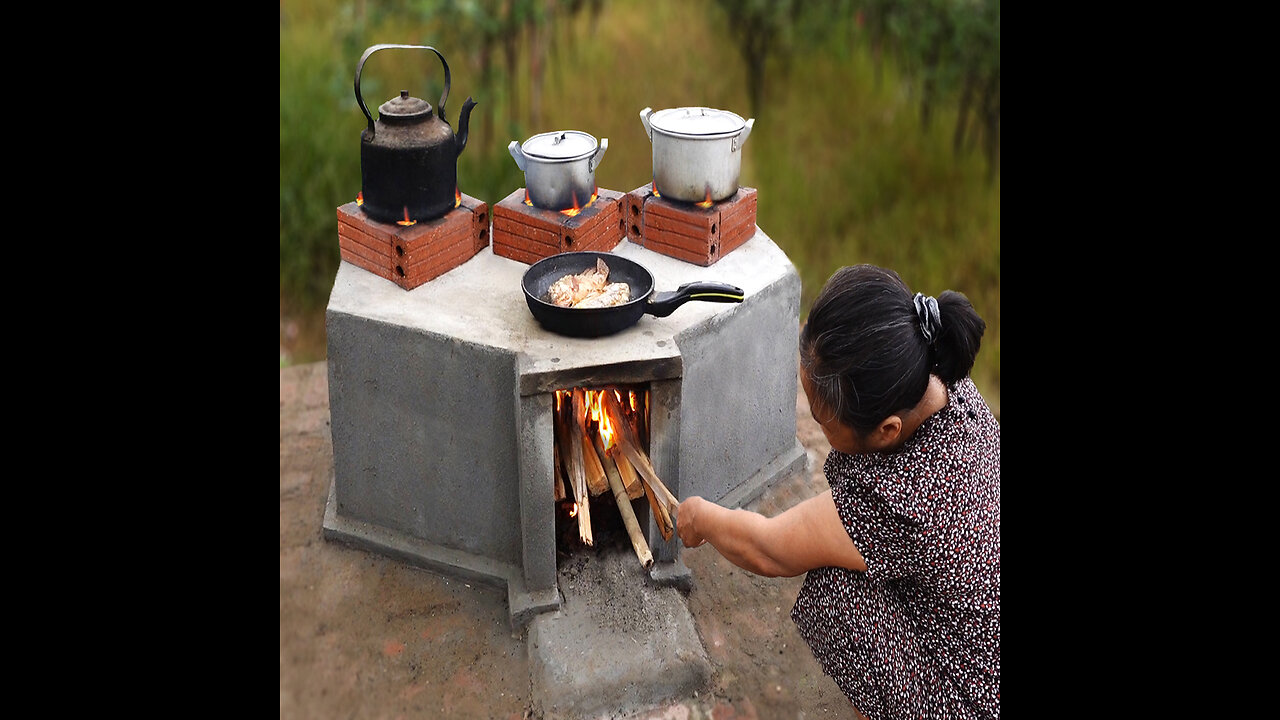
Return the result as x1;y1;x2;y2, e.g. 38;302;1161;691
674;265;802;506
517;392;556;592
327;310;523;567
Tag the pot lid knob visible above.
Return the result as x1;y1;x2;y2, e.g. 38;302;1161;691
378;90;433;123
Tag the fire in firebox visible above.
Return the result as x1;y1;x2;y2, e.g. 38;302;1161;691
552;384;676;570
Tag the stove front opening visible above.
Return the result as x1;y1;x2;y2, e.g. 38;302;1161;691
552;384;661;570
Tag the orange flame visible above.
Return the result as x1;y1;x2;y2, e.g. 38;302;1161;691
396;206;416;226
455;187;462;208
695;187;713;209
356;191;363;206
524;189;533;207
560;191;583;217
651;180;661;198
568;503;578;518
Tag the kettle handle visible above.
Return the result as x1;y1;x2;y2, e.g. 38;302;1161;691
354;44;452;137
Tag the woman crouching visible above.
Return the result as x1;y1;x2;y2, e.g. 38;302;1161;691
677;264;1000;720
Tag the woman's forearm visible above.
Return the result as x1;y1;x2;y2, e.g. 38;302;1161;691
679;497;793;577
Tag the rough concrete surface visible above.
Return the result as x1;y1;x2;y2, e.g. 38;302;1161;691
281;359;859;719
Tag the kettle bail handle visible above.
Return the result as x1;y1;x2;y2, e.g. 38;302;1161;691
354;44;453;137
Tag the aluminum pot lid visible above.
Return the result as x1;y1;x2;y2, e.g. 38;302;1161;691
378;91;432;121
521;131;598;160
649;107;745;137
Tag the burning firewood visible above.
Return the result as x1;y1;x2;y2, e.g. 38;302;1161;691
580;432;610;497
615;438;679;513
606;440;645;497
553;441;567;502
568;389;593;546
601;393;680;510
593;433;654;569
601;391;677;540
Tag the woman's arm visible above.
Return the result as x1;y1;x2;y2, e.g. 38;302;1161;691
677;490;867;577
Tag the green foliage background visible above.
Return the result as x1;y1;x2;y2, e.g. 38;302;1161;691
280;0;1000;415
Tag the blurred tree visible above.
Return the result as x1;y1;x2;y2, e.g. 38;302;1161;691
849;0;1000;180
711;0;801;119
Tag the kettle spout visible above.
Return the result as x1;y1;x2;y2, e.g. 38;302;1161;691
456;97;478;155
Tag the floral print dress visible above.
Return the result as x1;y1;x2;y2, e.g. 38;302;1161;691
791;377;1000;719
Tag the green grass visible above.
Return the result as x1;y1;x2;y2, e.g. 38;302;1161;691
280;0;999;414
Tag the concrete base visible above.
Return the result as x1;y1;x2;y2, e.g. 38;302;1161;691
528;543;713;720
322;477;563;628
325;229;802;627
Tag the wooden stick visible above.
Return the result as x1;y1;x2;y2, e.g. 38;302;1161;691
608;444;646;500
581;432;609;497
594;434;654;569
616;438;680;514
601;392;677;536
616;438;677;530
640;465;675;541
553;441;567;502
569;389;593;546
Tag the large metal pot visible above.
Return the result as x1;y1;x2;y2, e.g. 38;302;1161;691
508;131;608;211
355;44;477;224
639;106;754;204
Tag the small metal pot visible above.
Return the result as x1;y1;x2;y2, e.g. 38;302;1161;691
640;106;754;204
508;131;608;211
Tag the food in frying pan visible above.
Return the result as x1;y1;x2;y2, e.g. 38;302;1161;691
572;282;631;308
546;258;630;308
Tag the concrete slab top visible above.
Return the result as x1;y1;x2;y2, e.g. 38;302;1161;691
327;229;798;394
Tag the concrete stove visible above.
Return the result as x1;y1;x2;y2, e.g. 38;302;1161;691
322;228;803;628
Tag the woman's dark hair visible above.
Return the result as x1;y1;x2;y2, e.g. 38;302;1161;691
799;264;986;434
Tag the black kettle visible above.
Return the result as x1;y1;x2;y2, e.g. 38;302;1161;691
354;44;477;224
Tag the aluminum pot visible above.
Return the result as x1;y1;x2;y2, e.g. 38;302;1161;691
508;131;608;211
639;106;754;204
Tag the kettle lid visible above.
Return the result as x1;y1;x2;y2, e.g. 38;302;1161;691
378;91;432;123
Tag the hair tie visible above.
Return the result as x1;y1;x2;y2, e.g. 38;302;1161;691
913;292;941;346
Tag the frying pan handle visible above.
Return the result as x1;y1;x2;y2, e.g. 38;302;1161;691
647;282;745;318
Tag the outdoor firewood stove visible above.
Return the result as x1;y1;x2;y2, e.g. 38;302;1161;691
323;221;804;629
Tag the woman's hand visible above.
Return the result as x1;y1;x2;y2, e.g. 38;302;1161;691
677;496;709;548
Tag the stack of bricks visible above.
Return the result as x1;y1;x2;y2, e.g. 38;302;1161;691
623;185;758;267
491;188;625;265
336;194;490;291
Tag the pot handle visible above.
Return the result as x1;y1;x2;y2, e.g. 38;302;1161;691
589;138;609;173
354;44;452;138
640;107;654;141
508;141;527;171
645;282;745;318
733;118;755;152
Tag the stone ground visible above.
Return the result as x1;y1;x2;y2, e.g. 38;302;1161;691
280;359;860;719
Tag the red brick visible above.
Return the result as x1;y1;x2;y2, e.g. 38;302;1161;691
491;188;624;264
335;194;489;291
623;185;757;266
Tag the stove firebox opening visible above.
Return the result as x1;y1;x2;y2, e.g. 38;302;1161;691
552;384;668;570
